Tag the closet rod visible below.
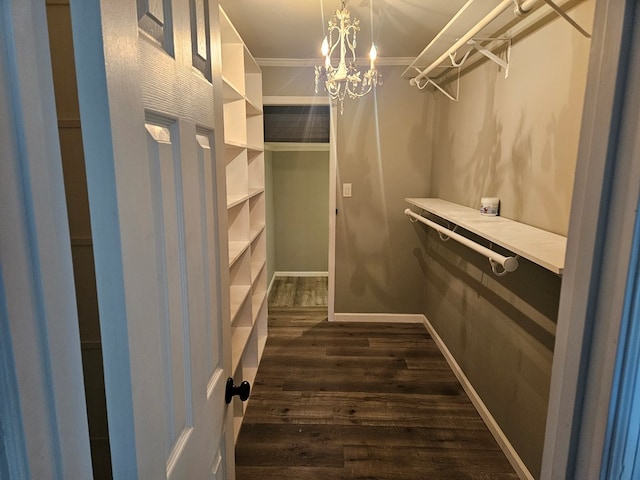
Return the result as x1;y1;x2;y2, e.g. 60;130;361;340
409;0;514;86
404;208;519;275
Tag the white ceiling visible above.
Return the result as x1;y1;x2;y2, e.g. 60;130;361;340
218;0;470;61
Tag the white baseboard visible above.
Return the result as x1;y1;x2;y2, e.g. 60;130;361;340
421;314;534;480
273;271;329;277
332;313;424;323
267;273;276;298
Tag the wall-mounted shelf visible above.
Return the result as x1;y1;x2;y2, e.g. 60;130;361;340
402;0;591;99
406;198;566;274
220;6;267;442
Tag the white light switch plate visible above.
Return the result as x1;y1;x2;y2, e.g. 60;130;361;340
343;183;352;197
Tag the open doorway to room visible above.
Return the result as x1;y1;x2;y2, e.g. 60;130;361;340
263;104;333;310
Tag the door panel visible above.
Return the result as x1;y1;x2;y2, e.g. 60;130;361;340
145;119;192;460
69;0;232;478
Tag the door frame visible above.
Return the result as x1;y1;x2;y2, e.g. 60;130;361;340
0;0;92;478
262;95;336;320
541;0;640;477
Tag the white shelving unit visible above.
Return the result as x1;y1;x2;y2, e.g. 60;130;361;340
220;7;267;443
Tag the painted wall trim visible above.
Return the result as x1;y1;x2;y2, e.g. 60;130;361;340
265;142;329;152
274;271;329;277
540;1;637;478
333;313;424;323
421;315;534;480
263;95;330;106
257;57;415;67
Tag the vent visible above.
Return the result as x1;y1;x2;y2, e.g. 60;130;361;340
264;106;330;143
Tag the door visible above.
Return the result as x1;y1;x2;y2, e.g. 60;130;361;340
0;1;92;478
69;1;234;478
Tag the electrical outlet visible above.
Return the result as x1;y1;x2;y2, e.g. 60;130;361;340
343;183;352;198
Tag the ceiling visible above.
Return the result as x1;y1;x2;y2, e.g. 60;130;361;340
218;0;470;62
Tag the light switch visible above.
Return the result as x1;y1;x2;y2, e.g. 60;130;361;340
343;183;352;198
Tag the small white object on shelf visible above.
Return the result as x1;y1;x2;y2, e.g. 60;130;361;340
480;197;500;216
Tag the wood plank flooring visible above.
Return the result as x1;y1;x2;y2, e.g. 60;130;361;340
236;277;518;479
268;276;328;308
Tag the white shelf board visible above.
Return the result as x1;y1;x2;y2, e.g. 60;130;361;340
249;224;265;243
257;335;268;360
222;76;243;101
233;417;243;444
252;292;267;322
246;98;263;116
251;259;266;283
230;285;251;322
243;367;258;389
405;198;567;274
231;326;253;373
246;143;264;153
224;142;245;155
224;139;250;150
250;223;265;240
227;193;248;209
229;240;250;266
248;187;264;199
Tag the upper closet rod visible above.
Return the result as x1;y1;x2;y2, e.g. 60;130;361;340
401;0;480;78
409;0;516;86
404;208;519;276
408;0;589;86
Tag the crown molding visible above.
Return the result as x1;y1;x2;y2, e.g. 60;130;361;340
256;57;415;67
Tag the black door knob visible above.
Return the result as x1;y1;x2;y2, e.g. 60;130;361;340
225;377;250;404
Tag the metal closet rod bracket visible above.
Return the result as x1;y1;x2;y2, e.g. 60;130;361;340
537;0;591;38
410;65;462;102
407;0;590;94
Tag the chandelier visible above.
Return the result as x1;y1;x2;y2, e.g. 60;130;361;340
314;1;382;114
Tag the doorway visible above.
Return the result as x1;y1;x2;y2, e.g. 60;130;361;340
262;101;335;318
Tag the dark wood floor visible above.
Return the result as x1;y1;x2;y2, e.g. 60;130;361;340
236;277;518;479
268;276;328;308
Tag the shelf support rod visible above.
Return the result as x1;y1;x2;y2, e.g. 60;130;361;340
405;208;519;275
540;0;591;37
467;38;511;78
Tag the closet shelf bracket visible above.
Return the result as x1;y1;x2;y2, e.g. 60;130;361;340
411;36;510;101
539;0;591;38
466;38;511;78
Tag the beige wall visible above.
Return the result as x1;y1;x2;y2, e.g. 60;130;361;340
262;65;434;313
270;150;329;273
430;1;594;235
334;66;434;313
423;1;595;476
261;65;318;97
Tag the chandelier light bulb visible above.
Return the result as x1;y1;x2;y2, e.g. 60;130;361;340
369;43;377;69
321;36;329;56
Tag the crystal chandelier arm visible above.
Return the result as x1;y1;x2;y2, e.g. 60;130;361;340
326;22;341;60
344;24;359;62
